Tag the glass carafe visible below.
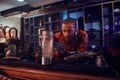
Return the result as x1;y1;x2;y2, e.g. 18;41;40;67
41;31;53;65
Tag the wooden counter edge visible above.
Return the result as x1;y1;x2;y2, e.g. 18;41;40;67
0;65;114;80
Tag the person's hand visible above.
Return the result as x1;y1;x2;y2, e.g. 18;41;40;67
53;48;61;62
64;51;97;62
53;48;61;57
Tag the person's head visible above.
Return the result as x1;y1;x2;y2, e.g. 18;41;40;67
62;18;77;40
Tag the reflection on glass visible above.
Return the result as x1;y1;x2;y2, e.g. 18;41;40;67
78;10;83;18
85;22;100;31
70;10;77;19
61;11;67;21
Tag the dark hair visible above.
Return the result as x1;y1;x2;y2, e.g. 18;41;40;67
62;17;76;28
62;17;77;29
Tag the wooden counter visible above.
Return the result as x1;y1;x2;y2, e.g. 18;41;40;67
0;65;115;80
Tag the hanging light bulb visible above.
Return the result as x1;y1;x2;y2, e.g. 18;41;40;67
17;0;24;2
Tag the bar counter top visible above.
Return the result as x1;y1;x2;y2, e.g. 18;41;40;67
0;60;117;80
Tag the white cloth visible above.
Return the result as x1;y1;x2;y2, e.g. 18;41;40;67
0;38;6;43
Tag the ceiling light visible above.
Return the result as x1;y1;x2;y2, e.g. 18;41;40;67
17;0;24;2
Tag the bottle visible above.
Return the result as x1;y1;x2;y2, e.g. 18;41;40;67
41;31;53;65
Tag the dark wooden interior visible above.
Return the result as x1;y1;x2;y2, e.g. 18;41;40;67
0;0;120;80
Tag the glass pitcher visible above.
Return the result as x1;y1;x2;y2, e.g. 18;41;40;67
41;30;53;65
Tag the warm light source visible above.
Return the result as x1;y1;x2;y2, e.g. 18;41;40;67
17;0;24;2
